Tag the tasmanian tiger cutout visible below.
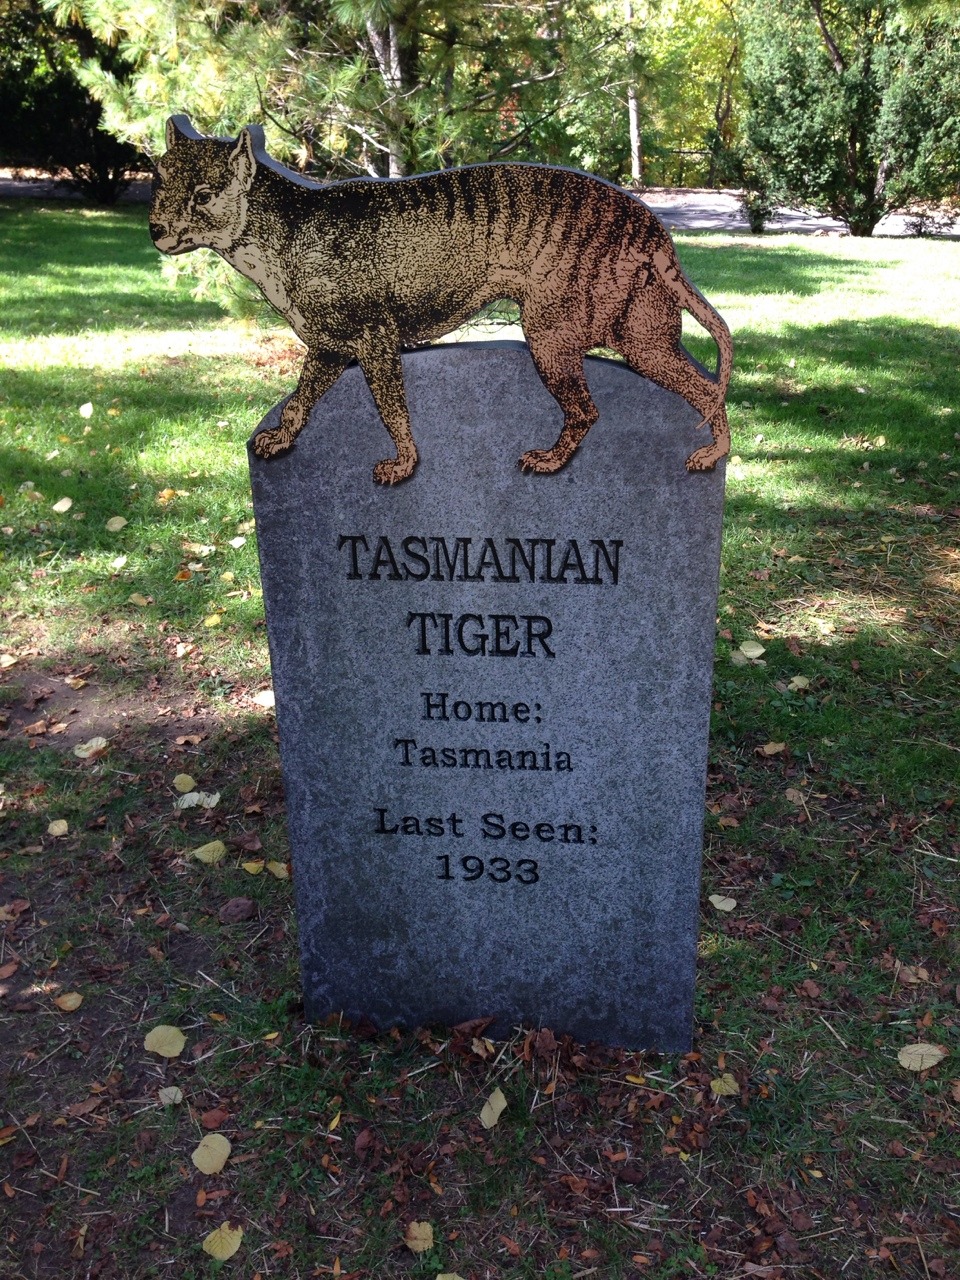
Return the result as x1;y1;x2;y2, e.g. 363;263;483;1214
151;115;733;484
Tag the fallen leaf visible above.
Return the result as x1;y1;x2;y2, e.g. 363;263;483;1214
52;497;73;513
404;1220;434;1253
479;1086;507;1129
436;1275;467;1280
64;675;87;690
105;516;127;532
241;859;265;875
158;1086;183;1106
898;1043;948;1072
47;819;69;837
175;790;220;810
0;653;17;669
788;675;810;691
784;788;804;805
128;593;150;607
191;840;227;865
252;689;275;708
143;1025;186;1058
739;640;765;659
78;402;94;418
229;536;246;549
218;897;256;924
63;1096;101;1118
201;1108;230;1130
53;992;83;1012
709;894;737;912
266;860;289;879
193;1132;231;1174
201;1222;242;1260
73;736;109;760
172;773;196;793
710;1072;739;1097
759;741;786;756
109;554;127;570
203;614;222;628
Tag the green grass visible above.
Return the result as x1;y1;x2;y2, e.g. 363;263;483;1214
1;199;958;1279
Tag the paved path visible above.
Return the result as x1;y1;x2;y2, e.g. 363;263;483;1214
0;170;948;237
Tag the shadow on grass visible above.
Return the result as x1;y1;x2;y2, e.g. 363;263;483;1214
675;238;886;296
0;200;224;335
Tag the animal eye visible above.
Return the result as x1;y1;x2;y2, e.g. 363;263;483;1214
193;188;213;206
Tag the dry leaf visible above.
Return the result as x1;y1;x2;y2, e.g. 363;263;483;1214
175;790;219;810
191;840;227;865
158;1086;183;1106
47;819;69;837
143;1025;186;1058
52;497;73;513
64;675;87;690
172;773;196;793
404;1221;434;1253
709;894;737;912
784;788;804;805
105;516;127;532
897;1043;948;1072
73;736;109;760
229;536;246;549
479;1086;507;1129
760;741;786;756
204;614;222;628
53;992;83;1012
241;859;265;875
192;1132;232;1174
710;1072;739;1097
788;675;810;691
739;640;765;659
201;1222;242;1260
0;654;17;669
436;1275;468;1280
128;593;150;607
78;402;94;418
266;860;289;879
252;689;275;708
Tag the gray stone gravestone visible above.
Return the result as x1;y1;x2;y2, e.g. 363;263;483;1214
249;341;725;1051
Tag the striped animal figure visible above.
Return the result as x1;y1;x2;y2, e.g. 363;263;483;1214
150;115;732;485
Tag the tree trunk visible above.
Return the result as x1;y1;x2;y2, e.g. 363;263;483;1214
625;0;642;186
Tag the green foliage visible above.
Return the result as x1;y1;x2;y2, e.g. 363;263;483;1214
0;0;137;201
740;0;960;235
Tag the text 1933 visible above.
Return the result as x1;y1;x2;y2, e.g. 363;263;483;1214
436;854;539;884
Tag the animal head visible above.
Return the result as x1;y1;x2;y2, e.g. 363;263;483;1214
150;116;263;255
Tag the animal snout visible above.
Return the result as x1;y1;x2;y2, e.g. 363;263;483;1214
148;221;166;243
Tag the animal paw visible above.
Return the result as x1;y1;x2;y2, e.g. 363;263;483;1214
373;457;416;485
684;446;722;473
252;429;294;459
519;448;566;474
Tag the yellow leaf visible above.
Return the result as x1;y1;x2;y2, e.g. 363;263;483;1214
710;1073;739;1097
47;819;69;837
192;1132;231;1174
143;1025;186;1058
52;496;73;513
105;516;127;532
784;788;804;805
404;1221;434;1253
760;741;786;756
708;894;737;913
201;1222;243;1260
64;675;87;689
788;675;810;691
242;860;265;875
437;1275;467;1280
158;1086;183;1106
479;1086;507;1129
173;773;196;793
128;593;150;607
174;569;192;581
328;1110;341;1131
204;614;222;628
191;840;227;865
897;1043;949;1073
54;992;83;1012
73;736;109;760
266;860;289;879
739;640;765;659
0;654;17;669
625;1074;646;1085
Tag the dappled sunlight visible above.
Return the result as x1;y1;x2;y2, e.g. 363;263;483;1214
0;324;264;371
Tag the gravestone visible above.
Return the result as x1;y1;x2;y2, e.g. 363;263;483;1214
249;342;725;1051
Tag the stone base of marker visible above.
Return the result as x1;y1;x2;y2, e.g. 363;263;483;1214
249;342;725;1051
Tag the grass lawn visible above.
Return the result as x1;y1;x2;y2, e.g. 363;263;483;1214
0;199;958;1280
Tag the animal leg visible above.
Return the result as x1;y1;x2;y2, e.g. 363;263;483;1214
356;338;418;486
519;327;599;474
618;338;730;473
252;348;349;459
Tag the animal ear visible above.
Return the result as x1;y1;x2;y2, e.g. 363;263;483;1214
229;126;263;192
166;115;202;150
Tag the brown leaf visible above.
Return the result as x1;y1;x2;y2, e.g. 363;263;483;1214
63;1097;102;1119
218;897;256;924
201;1108;230;1130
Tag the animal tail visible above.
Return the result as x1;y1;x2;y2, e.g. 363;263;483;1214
651;243;733;431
